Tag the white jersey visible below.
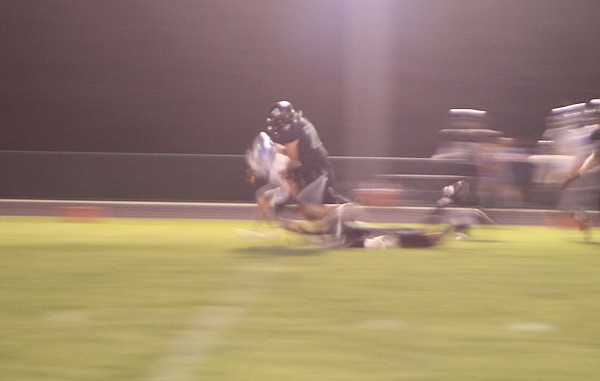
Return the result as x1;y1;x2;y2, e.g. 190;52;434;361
267;152;290;187
257;152;292;206
246;132;292;206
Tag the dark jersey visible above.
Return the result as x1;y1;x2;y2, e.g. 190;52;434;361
272;115;333;187
343;224;442;248
273;115;329;169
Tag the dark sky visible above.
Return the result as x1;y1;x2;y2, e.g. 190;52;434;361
1;0;599;157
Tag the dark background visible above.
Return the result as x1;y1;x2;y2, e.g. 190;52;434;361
1;0;599;158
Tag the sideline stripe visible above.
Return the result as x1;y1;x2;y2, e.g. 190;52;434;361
0;198;247;207
1;198;598;225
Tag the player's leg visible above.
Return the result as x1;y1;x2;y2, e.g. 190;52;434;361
301;164;348;204
255;184;290;225
296;174;328;205
397;228;450;248
279;218;327;234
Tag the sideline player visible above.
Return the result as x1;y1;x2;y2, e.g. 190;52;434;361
264;100;348;204
560;126;600;237
562;128;600;190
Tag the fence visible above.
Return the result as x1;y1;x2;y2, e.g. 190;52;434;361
1;150;597;210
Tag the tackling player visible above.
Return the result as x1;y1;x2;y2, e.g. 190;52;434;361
264;100;348;204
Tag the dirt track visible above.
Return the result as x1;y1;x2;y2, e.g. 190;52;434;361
3;199;597;227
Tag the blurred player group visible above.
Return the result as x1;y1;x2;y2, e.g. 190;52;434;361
246;101;457;248
245;100;600;247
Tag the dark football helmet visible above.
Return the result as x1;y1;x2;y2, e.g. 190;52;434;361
265;100;296;136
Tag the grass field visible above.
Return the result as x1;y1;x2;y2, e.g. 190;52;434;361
1;216;599;381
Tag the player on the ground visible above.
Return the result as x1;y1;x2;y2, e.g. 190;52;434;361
280;202;449;249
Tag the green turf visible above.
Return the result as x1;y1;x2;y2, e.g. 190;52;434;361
1;217;599;381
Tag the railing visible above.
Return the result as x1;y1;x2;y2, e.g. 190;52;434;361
1;150;597;211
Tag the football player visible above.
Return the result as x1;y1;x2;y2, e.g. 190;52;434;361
245;132;295;222
265;101;348;204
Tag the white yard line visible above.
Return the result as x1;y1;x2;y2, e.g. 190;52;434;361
145;261;286;381
506;322;557;332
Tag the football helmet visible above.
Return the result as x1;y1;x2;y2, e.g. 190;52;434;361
265;100;296;136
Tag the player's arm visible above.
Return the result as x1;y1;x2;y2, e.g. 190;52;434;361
279;167;298;199
277;139;301;169
274;143;287;154
577;151;599;175
245;168;257;185
563;151;599;187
